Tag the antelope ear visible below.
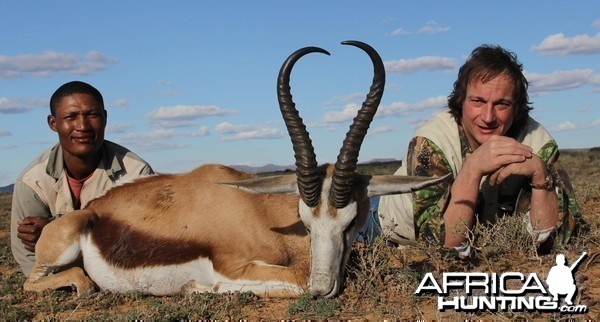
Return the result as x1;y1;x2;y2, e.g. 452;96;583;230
364;173;451;197
219;174;299;195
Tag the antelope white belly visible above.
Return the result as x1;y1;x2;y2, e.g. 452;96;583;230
80;235;217;295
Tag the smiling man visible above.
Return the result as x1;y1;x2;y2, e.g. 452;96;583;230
378;45;581;257
11;81;154;276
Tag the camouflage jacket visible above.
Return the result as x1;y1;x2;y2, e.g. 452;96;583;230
407;118;581;245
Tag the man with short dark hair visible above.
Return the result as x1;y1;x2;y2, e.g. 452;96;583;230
11;81;154;276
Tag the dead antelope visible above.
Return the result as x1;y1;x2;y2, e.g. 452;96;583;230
23;40;448;298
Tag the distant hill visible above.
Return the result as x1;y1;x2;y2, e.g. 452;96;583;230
0;184;14;192
230;163;294;174
230;158;400;175
231;159;402;177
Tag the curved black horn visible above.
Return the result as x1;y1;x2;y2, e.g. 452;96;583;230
330;40;385;208
278;46;330;207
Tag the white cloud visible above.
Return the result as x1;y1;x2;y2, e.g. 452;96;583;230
319;96;446;127
531;32;600;56
215;122;242;134
378;95;447;117
592;119;600;127
105;123;134;134
0;98;27;113
593;19;600;29
192;126;209;137
0;129;11;137
552;121;577;132
526;69;594;95
116;129;187;151
153;120;197;128
591;74;600;92
125;140;187;151
124;126;209;139
325;92;365;108
387;21;450;36
109;99;129;108
384;56;456;74
223;128;282;141
120;129;178;141
372;125;392;133
215;122;284;141
387;28;409;37
417;21;451;34
322;103;361;123
156;81;179;96
0;97;46;114
147;105;235;122
0;50;116;78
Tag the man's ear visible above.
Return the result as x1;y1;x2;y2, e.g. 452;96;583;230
104;109;108;123
47;114;57;132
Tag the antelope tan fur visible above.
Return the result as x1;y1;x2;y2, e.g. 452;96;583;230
23;41;448;298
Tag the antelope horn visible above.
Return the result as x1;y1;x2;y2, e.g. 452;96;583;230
330;40;385;208
277;46;330;207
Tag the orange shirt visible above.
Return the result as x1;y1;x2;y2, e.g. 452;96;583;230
66;173;93;210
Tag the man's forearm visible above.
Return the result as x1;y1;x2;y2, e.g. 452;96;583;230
443;168;481;247
529;188;560;233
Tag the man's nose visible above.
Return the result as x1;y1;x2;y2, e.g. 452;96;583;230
75;115;90;130
481;103;497;123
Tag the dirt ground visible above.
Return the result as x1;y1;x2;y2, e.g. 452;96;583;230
1;150;599;320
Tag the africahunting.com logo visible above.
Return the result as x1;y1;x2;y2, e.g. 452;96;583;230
415;252;588;313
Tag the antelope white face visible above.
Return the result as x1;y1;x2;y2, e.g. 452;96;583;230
273;41;386;298
298;178;365;298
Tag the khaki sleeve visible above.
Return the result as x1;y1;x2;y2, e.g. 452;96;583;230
10;180;52;276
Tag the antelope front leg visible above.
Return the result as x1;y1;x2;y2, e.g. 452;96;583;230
24;266;95;296
23;209;97;296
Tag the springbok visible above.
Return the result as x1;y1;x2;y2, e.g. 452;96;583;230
23;40;448;298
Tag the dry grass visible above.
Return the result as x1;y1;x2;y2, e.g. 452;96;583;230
1;149;599;320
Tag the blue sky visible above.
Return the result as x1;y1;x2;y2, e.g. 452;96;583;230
1;1;599;186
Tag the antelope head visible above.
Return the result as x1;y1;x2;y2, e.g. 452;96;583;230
225;40;449;298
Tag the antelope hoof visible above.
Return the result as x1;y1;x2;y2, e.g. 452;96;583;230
73;278;96;297
182;280;213;294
